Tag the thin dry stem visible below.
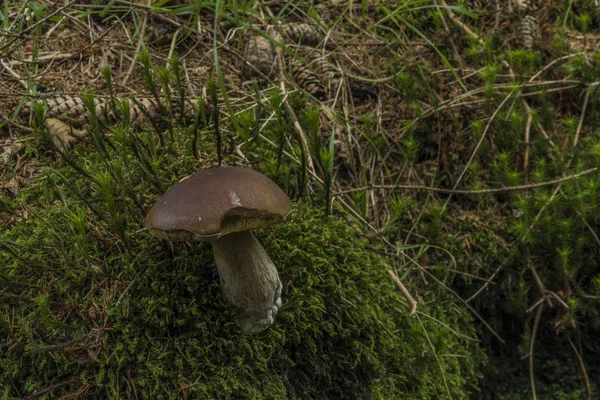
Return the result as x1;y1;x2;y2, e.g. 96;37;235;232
465;262;505;303
387;269;417;315
24;380;81;400
335;168;596;195
1;59;27;89
441;92;514;212
526;84;592;236
396;249;505;343
524;110;532;182
567;336;593;400
122;0;152;86
573;87;591;148
415;313;453;399
529;303;544;400
440;0;484;45
273;35;316;179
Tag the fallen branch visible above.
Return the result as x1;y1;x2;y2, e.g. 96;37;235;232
334;168;597;195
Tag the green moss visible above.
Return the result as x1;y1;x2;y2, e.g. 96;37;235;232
479;333;598;400
1;126;485;399
0;202;485;399
424;203;600;400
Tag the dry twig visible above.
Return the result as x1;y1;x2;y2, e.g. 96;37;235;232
387;269;417;315
529;303;544;400
415;313;453;399
567;336;593;400
24;380;81;400
335;168;597;195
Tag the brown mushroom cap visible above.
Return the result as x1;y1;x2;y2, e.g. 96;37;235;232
145;167;292;241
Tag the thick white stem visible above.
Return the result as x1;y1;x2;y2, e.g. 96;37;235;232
210;231;282;334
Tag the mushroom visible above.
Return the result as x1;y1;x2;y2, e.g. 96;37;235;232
145;167;292;334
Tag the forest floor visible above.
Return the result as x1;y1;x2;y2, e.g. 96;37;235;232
1;1;600;399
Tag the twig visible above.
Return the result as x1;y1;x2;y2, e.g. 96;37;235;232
403;252;505;343
502;54;557;152
166;29;181;68
559;187;600;247
528;263;547;298
6;1;29;32
529;303;544;400
115;278;137;306
525;297;545;314
416;310;480;342
441;92;513;212
0;59;27;89
254;59;503;345
387;269;417;315
573;86;591;148
521;99;556;149
526;84;592;236
440;0;483;45
545;291;570;310
567;336;593;400
465;262;505;303
434;0;463;67
526;185;560;237
260;5;316;179
6;52;75;66
524;110;532;182
334;168;597;195
529;53;583;83
1;1;75;59
24;380;81;400
9;24;118;82
398;80;583;139
57;383;93;400
427;271;504;343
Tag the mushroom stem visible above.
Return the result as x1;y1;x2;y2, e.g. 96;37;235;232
210;230;282;334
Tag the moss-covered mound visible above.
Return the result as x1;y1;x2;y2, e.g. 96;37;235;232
1;126;484;399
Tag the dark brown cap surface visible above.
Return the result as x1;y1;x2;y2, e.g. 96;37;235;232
145;167;292;241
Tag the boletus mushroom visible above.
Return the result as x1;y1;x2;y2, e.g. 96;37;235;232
145;167;291;334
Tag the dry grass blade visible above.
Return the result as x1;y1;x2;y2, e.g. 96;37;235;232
416;313;453;399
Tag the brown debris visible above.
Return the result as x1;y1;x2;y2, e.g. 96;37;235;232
24;380;82;400
280;23;323;47
2;177;19;196
19;95;206;126
46;118;81;153
63;347;100;365
20;96;105;124
11;94;208;155
0;140;24;166
243;34;277;80
288;57;327;99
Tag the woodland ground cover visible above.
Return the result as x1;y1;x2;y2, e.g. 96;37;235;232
1;1;600;398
